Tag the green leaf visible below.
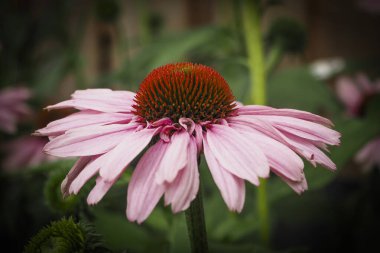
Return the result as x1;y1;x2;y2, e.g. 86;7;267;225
116;26;225;90
267;66;340;113
168;214;191;253
44;167;79;213
92;208;166;252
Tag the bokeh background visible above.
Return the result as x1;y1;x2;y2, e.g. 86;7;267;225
1;0;380;252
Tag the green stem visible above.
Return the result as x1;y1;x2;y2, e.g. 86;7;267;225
242;0;266;105
185;182;208;253
242;0;270;245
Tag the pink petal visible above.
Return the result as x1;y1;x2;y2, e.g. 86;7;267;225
99;127;158;182
336;76;362;115
194;124;203;153
205;124;270;185
155;131;190;184
61;156;93;197
355;137;380;169
47;89;136;113
1;136;47;170
231;123;304;182
284;133;336;170
69;155;108;194
253;115;340;145
164;139;199;213
228;115;289;145
44;124;137;157
36;111;133;136
203;137;245;212
356;73;373;93
273;170;308;194
127;141;168;223
237;106;333;126
87;176;116;205
229;115;338;170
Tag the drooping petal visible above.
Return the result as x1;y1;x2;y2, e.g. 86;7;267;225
273;170;308;194
69;155;108;194
237;106;333;126
99;127;158;182
228;115;338;170
36;111;133;136
47;89;136;113
127;141;168;223
164;139;199;213
155;131;190;184
252;115;341;146
205;124;269;185
61;156;93;197
228;115;290;145
284;133;336;170
231;123;304;182
203;137;245;212
43;124;137;157
87;176;116;205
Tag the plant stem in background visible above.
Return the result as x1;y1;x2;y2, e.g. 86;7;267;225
242;0;266;105
185;182;208;253
242;0;270;245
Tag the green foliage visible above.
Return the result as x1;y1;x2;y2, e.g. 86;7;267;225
24;217;109;253
266;17;306;53
44;167;79;214
267;66;340;113
115;26;226;90
91;208;167;252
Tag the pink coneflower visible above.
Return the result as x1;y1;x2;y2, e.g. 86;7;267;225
356;137;380;170
336;73;380;116
336;73;380;170
36;63;340;223
1;136;54;171
0;87;32;134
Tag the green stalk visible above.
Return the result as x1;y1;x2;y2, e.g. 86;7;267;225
185;182;208;253
242;0;270;245
242;0;266;105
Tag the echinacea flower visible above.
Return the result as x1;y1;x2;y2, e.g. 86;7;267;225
36;63;340;223
355;137;380;170
0;87;32;133
336;73;380;170
1;136;54;171
336;73;380;116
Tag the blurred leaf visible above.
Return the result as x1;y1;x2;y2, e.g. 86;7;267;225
92;208;166;252
267;66;340;113
116;26;225;90
28;159;76;174
44;167;79;214
168;214;191;253
33;54;68;98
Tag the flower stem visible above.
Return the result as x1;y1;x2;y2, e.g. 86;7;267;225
242;0;270;245
242;0;266;105
185;182;208;253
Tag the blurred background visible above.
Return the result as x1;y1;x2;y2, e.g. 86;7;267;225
0;0;379;252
